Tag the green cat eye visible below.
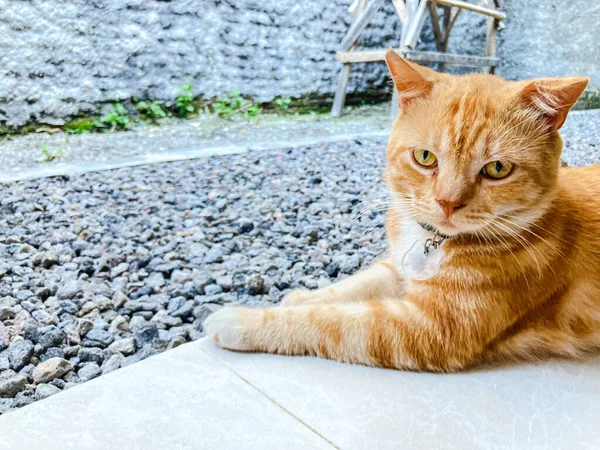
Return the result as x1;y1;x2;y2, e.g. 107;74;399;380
482;160;513;179
413;149;438;167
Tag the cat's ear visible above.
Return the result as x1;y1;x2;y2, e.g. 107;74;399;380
385;48;434;108
519;77;589;131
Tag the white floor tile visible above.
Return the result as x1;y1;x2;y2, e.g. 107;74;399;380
0;342;333;450
201;339;600;450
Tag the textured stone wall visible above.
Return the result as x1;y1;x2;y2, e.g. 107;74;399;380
497;0;600;85
0;0;404;126
0;0;598;127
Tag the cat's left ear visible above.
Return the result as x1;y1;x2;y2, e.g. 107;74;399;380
520;77;589;131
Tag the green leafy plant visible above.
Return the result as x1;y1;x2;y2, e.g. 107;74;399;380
579;89;600;110
274;96;292;111
93;101;132;131
64;118;96;134
213;91;261;119
305;107;329;116
134;99;167;123
174;83;196;117
41;145;64;162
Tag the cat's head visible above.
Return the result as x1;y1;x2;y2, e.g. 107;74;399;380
384;49;588;238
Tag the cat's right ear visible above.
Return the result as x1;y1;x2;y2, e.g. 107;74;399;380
385;48;433;108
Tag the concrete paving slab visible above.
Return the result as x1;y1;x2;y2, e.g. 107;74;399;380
0;341;333;450
201;339;600;450
0;108;391;183
3;336;599;450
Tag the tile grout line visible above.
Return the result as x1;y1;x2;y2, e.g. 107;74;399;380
199;347;341;449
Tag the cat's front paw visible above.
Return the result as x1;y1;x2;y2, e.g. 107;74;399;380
204;306;252;351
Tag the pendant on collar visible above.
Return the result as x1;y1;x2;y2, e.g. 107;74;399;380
401;230;447;280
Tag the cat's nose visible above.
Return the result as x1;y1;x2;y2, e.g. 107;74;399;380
436;198;466;218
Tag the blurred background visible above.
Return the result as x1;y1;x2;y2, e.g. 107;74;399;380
0;0;598;130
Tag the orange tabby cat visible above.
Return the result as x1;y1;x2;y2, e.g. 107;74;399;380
204;49;599;372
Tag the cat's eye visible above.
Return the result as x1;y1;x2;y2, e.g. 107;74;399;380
413;149;438;167
482;161;514;179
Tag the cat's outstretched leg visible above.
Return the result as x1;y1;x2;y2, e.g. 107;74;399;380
281;259;403;306
204;297;483;372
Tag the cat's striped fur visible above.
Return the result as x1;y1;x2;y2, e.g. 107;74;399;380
204;49;598;372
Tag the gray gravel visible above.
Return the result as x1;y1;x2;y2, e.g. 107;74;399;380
0;109;597;413
0;137;389;414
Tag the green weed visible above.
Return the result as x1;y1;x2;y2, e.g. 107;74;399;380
134;99;167;123
174;83;196;118
93;102;132;131
579;89;600;110
64;117;96;134
274;97;292;111
213;91;261;119
41;145;64;163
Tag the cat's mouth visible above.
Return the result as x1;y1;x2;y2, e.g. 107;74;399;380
406;200;485;237
438;219;457;230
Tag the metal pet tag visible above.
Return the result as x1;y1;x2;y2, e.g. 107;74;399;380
401;235;446;280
